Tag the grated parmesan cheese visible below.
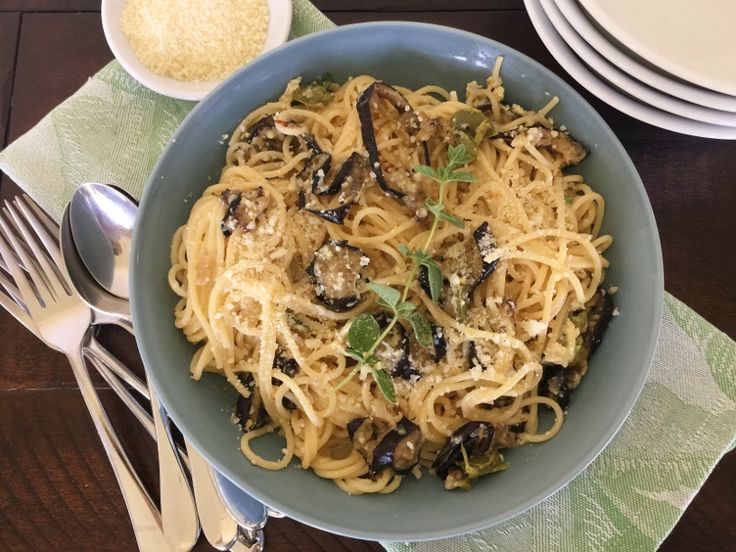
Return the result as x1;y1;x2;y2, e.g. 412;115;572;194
121;0;269;82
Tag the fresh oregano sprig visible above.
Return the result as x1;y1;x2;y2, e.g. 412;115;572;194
336;144;476;403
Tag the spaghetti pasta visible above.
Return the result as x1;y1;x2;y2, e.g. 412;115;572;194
169;59;614;494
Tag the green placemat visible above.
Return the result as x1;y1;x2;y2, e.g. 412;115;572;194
0;3;733;551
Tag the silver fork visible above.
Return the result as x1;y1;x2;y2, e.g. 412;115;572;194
0;205;169;552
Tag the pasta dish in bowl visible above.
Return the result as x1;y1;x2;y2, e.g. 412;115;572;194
132;22;662;540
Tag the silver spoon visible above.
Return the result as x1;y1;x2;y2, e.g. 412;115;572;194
70;183;135;299
68;183;268;550
61;204;200;552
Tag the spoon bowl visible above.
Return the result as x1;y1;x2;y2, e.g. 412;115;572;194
61;206;132;325
70;183;136;300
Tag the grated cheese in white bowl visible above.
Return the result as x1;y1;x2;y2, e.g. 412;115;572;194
101;0;292;100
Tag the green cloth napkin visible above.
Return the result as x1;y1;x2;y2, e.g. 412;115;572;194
1;3;734;551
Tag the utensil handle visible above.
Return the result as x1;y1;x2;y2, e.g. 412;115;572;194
151;387;200;551
86;335;149;399
84;347;191;470
66;350;168;552
187;442;239;550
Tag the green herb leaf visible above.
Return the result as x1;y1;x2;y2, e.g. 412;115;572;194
413;165;441;182
367;283;401;310
424;199;444;217
408;249;431;263
447;170;476;183
348;313;381;353
423;259;444;302
404;312;433;347
372;368;397;403
397;243;411;256
447;144;473;170
396;301;417;317
344;347;365;363
364;354;380;365
438;211;464;228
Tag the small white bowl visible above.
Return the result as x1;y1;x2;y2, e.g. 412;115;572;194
101;0;292;101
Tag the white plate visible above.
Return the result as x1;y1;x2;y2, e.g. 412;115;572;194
101;0;292;101
539;0;736;127
554;0;736;113
579;0;736;96
523;0;736;139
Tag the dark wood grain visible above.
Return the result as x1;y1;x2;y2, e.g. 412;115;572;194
0;0;99;11
0;12;20;149
0;3;734;552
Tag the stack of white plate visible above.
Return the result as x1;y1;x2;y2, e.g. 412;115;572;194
524;0;736;139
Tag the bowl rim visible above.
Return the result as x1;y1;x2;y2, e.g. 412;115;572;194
100;0;293;101
131;20;664;541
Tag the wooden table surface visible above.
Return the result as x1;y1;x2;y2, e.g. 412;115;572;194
0;1;734;551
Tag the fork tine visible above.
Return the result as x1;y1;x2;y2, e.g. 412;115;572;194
13;197;70;295
0;206;55;307
0;228;42;315
3;201;68;301
0;277;35;334
18;195;63;268
0;268;26;307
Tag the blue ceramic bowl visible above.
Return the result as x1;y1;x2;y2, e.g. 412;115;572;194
131;22;663;541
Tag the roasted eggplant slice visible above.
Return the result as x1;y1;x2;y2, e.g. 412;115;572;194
431;421;494;480
271;350;299;411
432;324;447;362
314;151;371;199
424;223;500;319
582;289;614;357
241;115;283;151
220;188;270;236
307;240;367;311
357;83;403;198
527;126;588;167
472;222;499;292
566;288;615;388
370;417;423;475
540;290;613;407
374;312;417;380
298;190;354;224
298;151;370;224
297;151;332;194
347;417;373;443
347;417;376;463
467;340;486;371
234;372;269;432
538;363;569;409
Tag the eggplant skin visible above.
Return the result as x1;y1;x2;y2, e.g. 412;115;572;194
470;222;499;294
431;421;494;479
347;417;376;468
314;151;370;198
432;324;447;362
299;190;354;225
272;352;299;410
538;363;570;409
306;240;366;312
374;312;418;380
370;417;423;475
418;264;432;298
298;151;371;224
347;417;370;441
356;82;405;198
234;372;270;432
